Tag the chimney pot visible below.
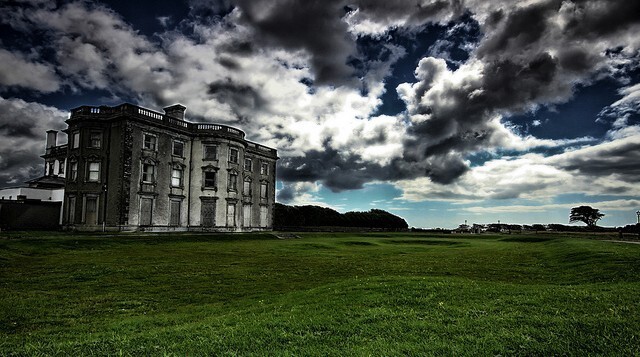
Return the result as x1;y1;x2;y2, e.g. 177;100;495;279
163;104;187;120
46;130;58;153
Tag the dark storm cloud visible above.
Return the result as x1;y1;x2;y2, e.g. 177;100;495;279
391;0;640;187
217;56;240;70
562;1;640;41
555;138;640;181
278;149;374;191
0;122;39;138
269;0;640;191
277;142;468;191
476;1;555;59
233;0;462;87
353;0;462;27
557;46;599;73
207;79;266;113
235;0;356;86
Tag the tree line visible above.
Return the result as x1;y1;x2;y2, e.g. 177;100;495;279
274;203;408;230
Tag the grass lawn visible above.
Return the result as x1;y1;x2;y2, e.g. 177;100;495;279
1;231;639;355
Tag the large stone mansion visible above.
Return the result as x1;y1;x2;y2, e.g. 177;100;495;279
41;103;278;231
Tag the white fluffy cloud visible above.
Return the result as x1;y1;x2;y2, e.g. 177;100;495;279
0;49;60;92
396;126;640;203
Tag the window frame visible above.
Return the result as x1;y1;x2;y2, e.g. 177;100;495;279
70;161;78;181
89;131;102;148
142;163;156;183
203;144;218;161
228;171;238;191
172;140;184;157
87;162;101;182
203;171;217;189
72;131;80;149
243;178;252;196
143;133;157;151
244;157;252;171
228;147;239;164
260;161;269;175
171;167;183;188
169;199;182;227
260;182;268;199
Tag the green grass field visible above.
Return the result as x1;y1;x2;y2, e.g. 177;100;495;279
1;231;639;355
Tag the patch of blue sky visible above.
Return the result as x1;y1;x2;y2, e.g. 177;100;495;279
506;78;623;140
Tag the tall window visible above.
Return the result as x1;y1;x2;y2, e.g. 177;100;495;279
67;196;76;224
229;147;239;163
171;168;183;187
143;133;156;150
89;131;101;148
170;200;181;226
243;179;251;196
142;163;155;183
204;171;216;189
72;132;80;149
87;162;100;182
173;140;184;157
59;160;65;175
260;205;268;228
70;162;78;181
260;182;268;199
228;172;238;191
85;196;98;225
203;144;217;160
226;203;236;227
244;157;252;171
260;162;269;175
47;161;54;175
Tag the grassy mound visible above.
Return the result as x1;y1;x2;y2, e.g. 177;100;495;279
1;232;639;355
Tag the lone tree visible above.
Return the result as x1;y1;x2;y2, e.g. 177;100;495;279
569;206;605;228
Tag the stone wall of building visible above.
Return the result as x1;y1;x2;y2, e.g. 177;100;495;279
58;103;277;232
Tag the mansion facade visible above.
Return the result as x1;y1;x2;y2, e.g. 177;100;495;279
46;103;277;231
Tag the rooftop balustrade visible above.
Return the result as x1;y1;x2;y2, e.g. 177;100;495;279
70;103;277;156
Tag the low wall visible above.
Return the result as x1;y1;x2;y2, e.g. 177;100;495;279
275;226;409;232
0;200;61;230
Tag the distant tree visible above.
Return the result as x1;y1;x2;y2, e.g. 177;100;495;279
532;224;546;232
569;206;605;228
273;204;408;229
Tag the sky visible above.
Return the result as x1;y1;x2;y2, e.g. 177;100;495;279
1;0;639;229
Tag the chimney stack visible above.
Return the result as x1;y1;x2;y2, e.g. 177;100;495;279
46;130;57;153
163;104;187;120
